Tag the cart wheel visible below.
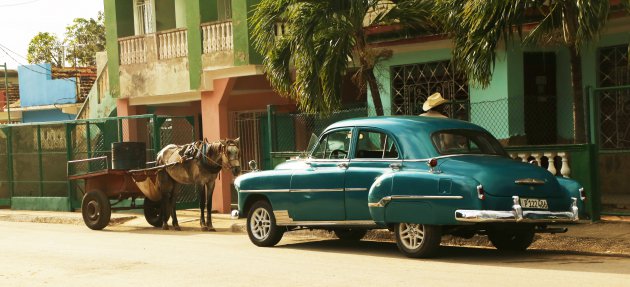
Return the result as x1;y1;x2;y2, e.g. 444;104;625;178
81;190;111;230
144;198;168;228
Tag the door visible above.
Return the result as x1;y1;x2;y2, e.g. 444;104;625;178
524;52;557;145
345;129;401;220
289;128;352;221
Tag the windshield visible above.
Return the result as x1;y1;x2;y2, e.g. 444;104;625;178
431;130;507;156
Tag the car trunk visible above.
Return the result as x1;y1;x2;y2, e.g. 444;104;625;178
438;155;564;198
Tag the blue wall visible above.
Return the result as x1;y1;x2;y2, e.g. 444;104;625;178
22;109;75;123
18;64;76;107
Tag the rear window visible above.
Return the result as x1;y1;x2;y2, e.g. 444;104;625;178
431;130;506;156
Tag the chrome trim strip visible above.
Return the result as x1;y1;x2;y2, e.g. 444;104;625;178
291;188;343;193
276;220;378;227
369;195;463;207
514;178;546;185
239;189;290;193
403;154;503;162
455;196;579;223
349;159;403;163
306;159;350;163
345;188;368;192
241;188;354;193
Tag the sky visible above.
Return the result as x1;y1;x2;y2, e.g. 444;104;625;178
0;0;104;69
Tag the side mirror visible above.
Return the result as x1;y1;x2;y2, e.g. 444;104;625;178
248;160;258;171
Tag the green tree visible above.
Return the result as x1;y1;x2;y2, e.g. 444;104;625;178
251;0;436;115
26;12;106;67
438;0;612;143
65;11;106;67
26;32;64;67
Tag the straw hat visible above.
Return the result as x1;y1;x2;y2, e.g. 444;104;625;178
422;92;449;111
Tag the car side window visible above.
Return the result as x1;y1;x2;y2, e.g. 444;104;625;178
310;129;352;159
355;130;399;159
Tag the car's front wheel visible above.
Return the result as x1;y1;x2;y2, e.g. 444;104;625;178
488;229;535;251
247;200;284;247
394;223;441;258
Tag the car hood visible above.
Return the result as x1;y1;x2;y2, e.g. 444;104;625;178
438;155;563;198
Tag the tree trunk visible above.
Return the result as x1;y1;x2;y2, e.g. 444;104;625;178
569;47;586;143
365;68;384;116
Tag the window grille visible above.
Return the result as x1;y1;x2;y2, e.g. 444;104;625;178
390;60;470;120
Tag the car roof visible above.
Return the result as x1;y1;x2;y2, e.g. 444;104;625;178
324;116;489;159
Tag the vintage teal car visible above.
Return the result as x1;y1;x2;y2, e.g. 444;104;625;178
234;116;585;258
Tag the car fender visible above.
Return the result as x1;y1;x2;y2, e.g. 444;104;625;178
556;177;587;219
368;171;481;226
235;170;294;216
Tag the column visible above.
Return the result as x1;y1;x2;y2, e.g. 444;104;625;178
201;77;235;213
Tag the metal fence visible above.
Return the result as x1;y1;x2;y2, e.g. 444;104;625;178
266;99;582;164
0;114;198;210
589;85;630;216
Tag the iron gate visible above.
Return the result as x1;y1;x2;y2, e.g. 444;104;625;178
590;44;630;216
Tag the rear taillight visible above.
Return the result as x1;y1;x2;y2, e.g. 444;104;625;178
477;185;485;200
579;187;586;201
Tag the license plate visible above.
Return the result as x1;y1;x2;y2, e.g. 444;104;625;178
519;198;548;209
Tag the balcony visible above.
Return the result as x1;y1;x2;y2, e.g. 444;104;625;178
201;20;234;70
157;28;189;60
118;28;189;65
116;29;191;100
202;20;233;53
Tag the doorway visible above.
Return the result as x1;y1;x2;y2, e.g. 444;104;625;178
523;52;557;145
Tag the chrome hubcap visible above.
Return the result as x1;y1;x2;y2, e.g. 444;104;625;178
87;200;100;220
399;223;424;250
250;207;271;240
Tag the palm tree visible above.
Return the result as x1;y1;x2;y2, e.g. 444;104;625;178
251;0;435;116
437;0;612;143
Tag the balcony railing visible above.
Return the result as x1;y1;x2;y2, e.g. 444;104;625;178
201;21;233;53
119;36;147;65
508;150;572;178
157;28;188;60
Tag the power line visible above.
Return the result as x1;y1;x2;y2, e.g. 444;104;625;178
0;42;67;76
0;44;77;83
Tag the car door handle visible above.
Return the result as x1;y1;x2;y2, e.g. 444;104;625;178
337;162;348;169
389;163;402;170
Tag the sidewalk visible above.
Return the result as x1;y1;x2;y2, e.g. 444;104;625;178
1;209;629;255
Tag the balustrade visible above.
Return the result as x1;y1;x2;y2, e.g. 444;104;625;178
157;28;188;60
509;150;571;178
118;36;147;65
201;21;233;53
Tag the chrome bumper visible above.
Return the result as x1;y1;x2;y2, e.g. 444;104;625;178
455;196;579;223
231;209;240;219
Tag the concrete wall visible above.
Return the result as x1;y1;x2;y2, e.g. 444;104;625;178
22;110;74;123
86;52;117;119
119;56;191;98
17;64;77;107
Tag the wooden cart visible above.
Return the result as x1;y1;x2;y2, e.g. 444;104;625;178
68;156;169;230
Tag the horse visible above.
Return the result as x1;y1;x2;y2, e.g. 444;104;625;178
155;138;241;231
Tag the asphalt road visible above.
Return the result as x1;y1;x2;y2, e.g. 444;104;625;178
1;221;629;287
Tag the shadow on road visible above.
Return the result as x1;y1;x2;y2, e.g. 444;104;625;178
275;238;630;275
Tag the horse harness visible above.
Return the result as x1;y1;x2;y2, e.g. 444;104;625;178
178;140;236;174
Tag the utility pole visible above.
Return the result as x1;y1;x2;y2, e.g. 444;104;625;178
0;62;9;123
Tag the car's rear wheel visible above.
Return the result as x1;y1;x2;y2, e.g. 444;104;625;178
247;201;284;247
333;228;368;241
394;223;441;258
488;229;535;251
